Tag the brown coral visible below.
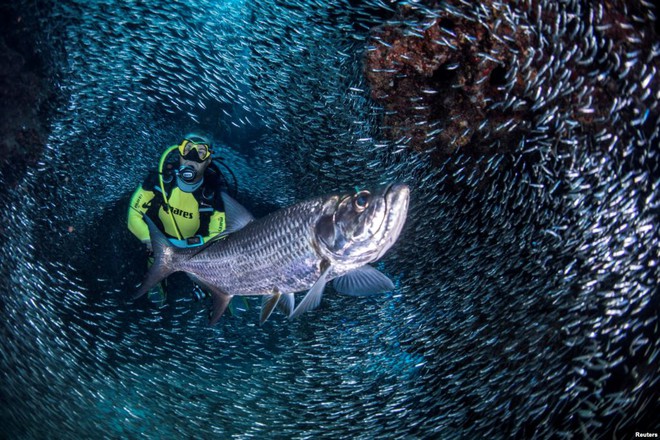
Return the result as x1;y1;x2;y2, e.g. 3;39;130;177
363;0;659;162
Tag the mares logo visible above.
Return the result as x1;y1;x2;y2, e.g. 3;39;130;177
133;194;143;209
171;207;194;219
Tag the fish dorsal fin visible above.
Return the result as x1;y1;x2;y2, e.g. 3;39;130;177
221;192;255;234
333;265;394;296
260;290;281;325
290;261;331;320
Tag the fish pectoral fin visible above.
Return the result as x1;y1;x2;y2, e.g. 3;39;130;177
333;265;395;296
278;293;295;318
290;263;330;320
260;290;281;325
221;192;255;234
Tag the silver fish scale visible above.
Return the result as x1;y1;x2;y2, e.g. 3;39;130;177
183;198;326;296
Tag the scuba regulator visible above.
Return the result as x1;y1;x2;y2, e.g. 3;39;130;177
177;165;198;183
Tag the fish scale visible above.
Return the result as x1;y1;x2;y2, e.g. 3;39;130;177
186;199;325;296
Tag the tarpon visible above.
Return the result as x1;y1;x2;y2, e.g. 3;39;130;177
134;184;410;324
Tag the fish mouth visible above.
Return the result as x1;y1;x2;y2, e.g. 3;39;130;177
384;183;410;218
377;183;410;258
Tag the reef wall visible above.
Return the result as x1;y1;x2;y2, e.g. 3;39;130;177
0;5;52;188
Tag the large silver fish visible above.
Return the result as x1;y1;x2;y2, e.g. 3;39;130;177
134;184;410;324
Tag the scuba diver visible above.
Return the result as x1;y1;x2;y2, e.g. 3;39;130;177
127;133;239;307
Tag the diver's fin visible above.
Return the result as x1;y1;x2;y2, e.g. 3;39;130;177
227;297;237;316
260;290;281;325
228;296;250;316
333;265;394;296
221;192;254;234
290;261;331;320
278;293;295;318
133;215;178;300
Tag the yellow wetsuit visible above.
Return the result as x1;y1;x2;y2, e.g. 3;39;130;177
127;160;227;247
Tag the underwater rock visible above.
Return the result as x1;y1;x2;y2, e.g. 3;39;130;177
0;8;51;187
364;0;659;161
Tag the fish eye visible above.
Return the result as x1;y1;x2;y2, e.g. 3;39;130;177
354;191;370;210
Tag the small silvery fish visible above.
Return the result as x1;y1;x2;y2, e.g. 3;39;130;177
134;184;410;325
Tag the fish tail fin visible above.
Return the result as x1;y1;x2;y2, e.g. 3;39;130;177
133;215;179;300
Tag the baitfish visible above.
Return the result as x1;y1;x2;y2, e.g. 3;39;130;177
134;184;410;325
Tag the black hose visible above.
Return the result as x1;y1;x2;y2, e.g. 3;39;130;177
214;159;239;198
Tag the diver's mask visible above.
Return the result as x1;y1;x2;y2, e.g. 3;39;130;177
178;139;212;162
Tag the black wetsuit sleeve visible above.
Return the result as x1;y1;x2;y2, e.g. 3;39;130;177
142;171;161;192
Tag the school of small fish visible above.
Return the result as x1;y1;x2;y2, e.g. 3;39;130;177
0;0;657;438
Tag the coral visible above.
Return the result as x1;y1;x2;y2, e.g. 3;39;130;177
364;0;659;162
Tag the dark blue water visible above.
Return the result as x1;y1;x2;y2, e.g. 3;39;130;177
1;1;658;438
